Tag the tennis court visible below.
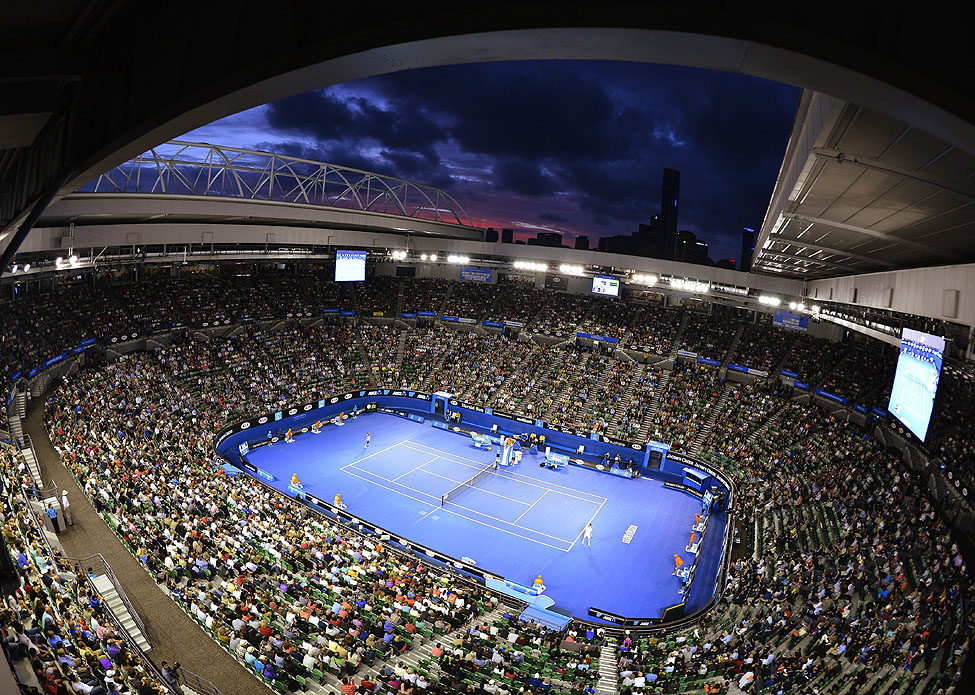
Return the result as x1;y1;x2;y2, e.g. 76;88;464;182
244;412;722;620
343;439;606;551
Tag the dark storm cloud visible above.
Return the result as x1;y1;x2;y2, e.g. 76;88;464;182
186;61;798;261
538;211;567;223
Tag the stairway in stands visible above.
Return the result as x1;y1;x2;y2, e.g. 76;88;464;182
354;327;374;379
688;382;734;457
393;330;409;373
747;403;785;445
669;310;690;356
306;604;512;695
721;322;746;368
596;641;619;695
606;364;644;431
637;368;671;442
435;282;454;317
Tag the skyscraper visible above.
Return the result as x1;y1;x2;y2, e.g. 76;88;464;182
660;168;680;260
740;228;757;271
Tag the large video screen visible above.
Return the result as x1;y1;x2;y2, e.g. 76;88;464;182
335;250;366;282
591;275;620;297
887;327;945;442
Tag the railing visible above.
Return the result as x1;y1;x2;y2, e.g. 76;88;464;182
173;666;226;695
80;140;474;227
1;443;182;695
57;553;150;641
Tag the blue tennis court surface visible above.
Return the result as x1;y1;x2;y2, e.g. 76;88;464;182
246;412;721;620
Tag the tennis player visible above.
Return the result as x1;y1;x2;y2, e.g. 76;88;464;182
583;522;593;547
364;432;371;449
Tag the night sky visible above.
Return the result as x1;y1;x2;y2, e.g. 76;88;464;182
181;61;799;262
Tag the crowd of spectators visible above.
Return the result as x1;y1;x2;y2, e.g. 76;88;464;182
532;294;594;335
733;319;796;374
817;343;897;407
680;307;746;363
401;280;452;315
618;403;972;695
626;307;682;355
43;356;501;694
2;270;973;695
1;446;171;695
648;362;725;453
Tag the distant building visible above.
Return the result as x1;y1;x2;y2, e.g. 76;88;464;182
716;258;737;270
574;235;590;251
501;228;514;244
676;230;712;266
660;168;680;260
485;228;499;243
531;232;563;247
740;228;757;271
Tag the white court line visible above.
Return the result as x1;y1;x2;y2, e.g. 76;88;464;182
392;455;440;482
403;441;606;505
512;490;548;524
567;498;607;552
403;439;607;502
341;465;572;552
413;465;531;508
340;439;411;471
344;448;577;544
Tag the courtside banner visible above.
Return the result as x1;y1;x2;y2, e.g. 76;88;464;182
441;316;460;323
213;390;433;447
780;369;800;378
697;357;721;367
483;320;504;327
793;381;809;390
854;404;868;413
417;311;436;317
727;364;748;373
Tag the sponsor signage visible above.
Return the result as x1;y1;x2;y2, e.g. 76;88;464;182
323;308;340;314
780;369;799;378
697;357;721;367
544;274;567;291
504;320;525;328
80;338;97;347
815;388;848;404
460;266;493;283
483;320;503;327
401;313;417;318
458;317;476;324
576;332;620;344
793;381;809;390
11;370;22;382
441;316;460;323
677;349;698;358
872;406;889;417
43;352;69;368
417;311;436;317
727;364;748;373
340;311;355;316
28;367;38;378
748;368;769;377
854;404;868;413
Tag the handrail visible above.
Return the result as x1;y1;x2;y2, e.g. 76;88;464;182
1;442;180;695
56;553;149;640
173;666;226;695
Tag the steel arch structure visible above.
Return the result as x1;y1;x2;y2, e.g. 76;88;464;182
80;141;474;227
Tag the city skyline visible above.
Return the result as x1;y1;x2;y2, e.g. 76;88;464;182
180;60;800;262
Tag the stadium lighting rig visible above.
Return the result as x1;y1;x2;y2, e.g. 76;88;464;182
513;261;548;272
447;254;470;264
758;295;781;306
669;278;709;293
630;273;658;286
419;253;439;262
559;264;584;275
389;250;408;260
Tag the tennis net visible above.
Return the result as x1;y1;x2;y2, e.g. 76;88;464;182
440;461;498;506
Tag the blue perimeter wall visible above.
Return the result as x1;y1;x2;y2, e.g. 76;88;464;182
215;391;729;496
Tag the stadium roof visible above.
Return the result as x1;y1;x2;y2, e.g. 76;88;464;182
753;91;975;279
